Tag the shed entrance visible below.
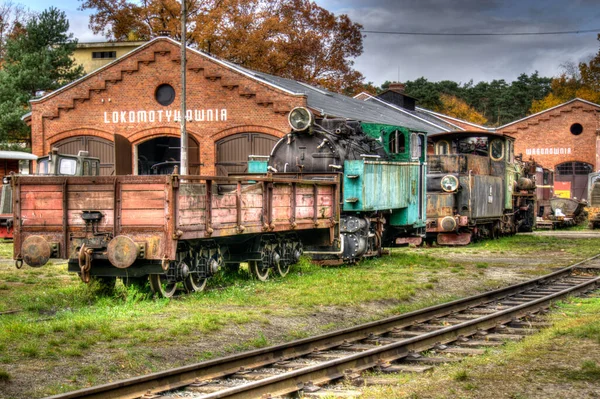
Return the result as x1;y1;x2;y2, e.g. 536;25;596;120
215;133;278;176
136;136;200;175
555;161;593;200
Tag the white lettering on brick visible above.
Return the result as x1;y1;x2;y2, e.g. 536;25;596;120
101;108;229;124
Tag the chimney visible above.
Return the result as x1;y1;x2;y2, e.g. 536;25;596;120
377;81;415;111
388;82;405;93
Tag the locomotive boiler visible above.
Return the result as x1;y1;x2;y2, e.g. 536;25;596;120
426;131;536;245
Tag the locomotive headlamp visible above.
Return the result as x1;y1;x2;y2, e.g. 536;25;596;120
441;175;459;192
288;107;313;131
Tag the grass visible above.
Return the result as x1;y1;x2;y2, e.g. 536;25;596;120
359;295;600;398
0;232;598;397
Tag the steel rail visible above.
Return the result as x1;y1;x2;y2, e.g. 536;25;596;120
45;254;600;399
200;275;600;398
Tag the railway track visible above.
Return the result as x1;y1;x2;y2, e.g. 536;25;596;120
48;255;600;399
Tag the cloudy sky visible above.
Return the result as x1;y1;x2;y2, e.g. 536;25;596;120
25;0;600;86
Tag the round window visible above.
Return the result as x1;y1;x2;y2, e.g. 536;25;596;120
490;139;504;161
155;84;175;106
570;123;583;135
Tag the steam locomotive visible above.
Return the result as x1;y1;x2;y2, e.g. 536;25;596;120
425;131;537;245
267;107;427;263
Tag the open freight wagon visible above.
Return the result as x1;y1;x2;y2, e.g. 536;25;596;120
13;173;339;297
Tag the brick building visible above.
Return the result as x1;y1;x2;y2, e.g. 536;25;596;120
497;99;600;200
26;37;443;176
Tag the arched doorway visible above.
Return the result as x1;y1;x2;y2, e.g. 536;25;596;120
216;133;278;176
136;136;200;175
555;161;593;200
53;136;114;175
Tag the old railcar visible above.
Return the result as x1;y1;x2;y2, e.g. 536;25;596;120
0;151;38;239
426;131;536;245
587;171;600;228
268;108;427;263
1;149;100;240
13;173;338;297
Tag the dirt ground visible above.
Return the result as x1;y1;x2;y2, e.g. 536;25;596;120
1;230;599;399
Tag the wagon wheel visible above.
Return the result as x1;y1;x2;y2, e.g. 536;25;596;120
271;243;287;277
250;260;269;281
183;273;207;293
149;274;177;298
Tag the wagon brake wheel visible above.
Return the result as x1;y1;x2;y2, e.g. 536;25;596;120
183;273;207;293
250;260;269;281
149;274;177;298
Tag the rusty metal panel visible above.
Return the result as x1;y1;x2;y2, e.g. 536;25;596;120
468;175;503;219
426;192;455;218
13;175;172;263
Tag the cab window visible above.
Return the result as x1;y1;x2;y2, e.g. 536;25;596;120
59;158;77;175
388;130;406;154
37;159;49;175
410;133;422;159
457;137;488;155
490;139;504;161
83;161;90;175
436;140;450;155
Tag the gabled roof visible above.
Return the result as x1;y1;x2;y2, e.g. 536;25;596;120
231;66;442;132
417;107;495;132
497;98;600;129
30;37;444;134
354;92;458;134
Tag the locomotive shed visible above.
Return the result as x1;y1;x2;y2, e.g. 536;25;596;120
1;232;600;398
24;37;447;177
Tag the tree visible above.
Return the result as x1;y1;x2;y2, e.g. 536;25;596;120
439;93;487;125
0;7;84;142
79;0;365;93
0;1;30;63
530;35;600;113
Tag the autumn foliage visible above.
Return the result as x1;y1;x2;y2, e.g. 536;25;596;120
79;0;366;94
530;34;600;113
439;94;487;125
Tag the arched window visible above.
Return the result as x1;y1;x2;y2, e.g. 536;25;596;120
388;130;406;154
490;139;504;161
436;140;449;155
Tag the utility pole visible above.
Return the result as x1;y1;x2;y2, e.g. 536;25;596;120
180;0;188;175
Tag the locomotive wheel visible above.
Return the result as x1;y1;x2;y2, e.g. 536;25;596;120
183;273;207;293
149;274;177;298
250;260;269;281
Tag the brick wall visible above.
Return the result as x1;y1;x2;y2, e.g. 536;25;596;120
30;38;307;175
497;100;600;171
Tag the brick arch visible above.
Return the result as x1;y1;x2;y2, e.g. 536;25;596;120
210;125;285;142
46;127;115;154
128;126;202;145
